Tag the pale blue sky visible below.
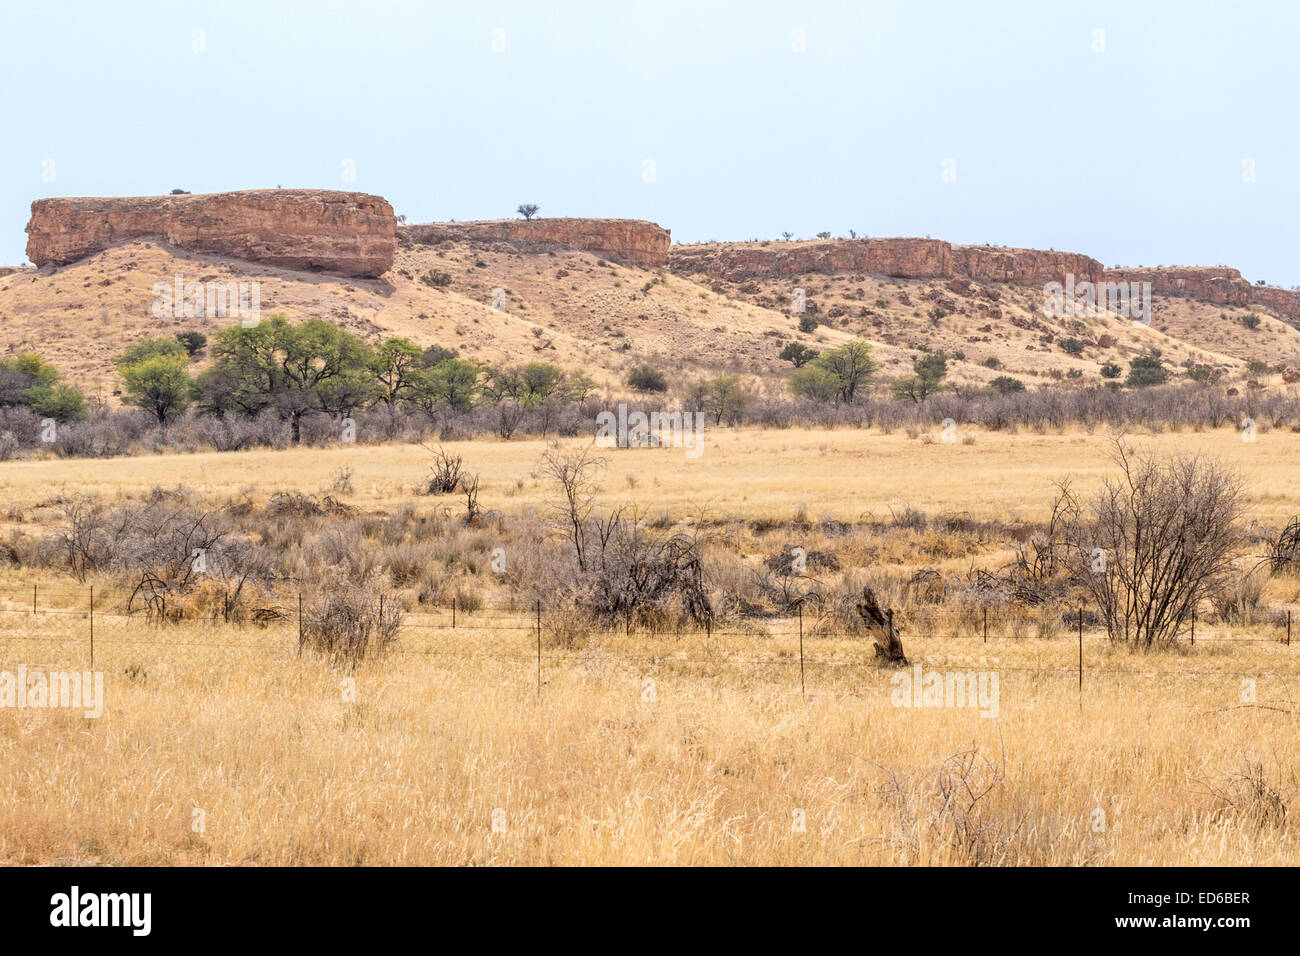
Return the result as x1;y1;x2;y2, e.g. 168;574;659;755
2;1;1296;284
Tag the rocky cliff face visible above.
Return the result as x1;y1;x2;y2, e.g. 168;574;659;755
25;190;396;277
668;237;953;281
400;218;671;269
668;238;1300;322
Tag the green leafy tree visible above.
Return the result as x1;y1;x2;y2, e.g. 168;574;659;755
117;337;189;367
812;339;878;403
369;337;423;407
521;362;565;404
988;375;1026;394
418;345;459;368
411;358;481;413
26;384;87;422
779;342;819;368
120;354;193;425
788;366;840;403
627;365;668;392
200;315;375;442
698;374;749;425
891;351;949;403
0;353;60;407
482;366;525;403
1126;355;1169;388
565;372;598;402
175;331;207;356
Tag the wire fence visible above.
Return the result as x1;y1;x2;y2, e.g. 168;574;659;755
0;581;1297;694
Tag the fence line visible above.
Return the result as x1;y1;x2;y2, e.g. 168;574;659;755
0;581;1296;704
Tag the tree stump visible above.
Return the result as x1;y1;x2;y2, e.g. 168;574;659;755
857;587;909;666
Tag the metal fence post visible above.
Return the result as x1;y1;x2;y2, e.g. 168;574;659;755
798;602;805;696
1077;601;1084;703
89;585;94;668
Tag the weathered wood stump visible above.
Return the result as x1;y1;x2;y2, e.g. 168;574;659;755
857;587;909;666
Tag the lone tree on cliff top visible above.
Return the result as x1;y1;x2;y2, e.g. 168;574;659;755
517;204;540;220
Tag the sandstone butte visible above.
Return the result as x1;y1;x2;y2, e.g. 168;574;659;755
667;238;1300;323
14;191;1300;322
24;189;397;278
400;218;672;270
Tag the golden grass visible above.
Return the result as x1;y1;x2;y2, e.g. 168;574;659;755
4;426;1300;523
2;426;1299;865
1;610;1297;865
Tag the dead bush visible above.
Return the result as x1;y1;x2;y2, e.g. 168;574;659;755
423;444;465;495
300;576;403;665
1055;439;1246;648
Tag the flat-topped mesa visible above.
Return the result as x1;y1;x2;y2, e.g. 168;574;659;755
1099;267;1300;321
668;237;1300;322
668;237;1104;286
25;189;397;278
400;218;671;269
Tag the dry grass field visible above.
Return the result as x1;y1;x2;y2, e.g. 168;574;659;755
4;425;1300;521
2;426;1299;866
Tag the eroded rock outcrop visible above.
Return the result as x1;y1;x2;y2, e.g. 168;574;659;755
400;218;670;269
668;238;1300;322
25;190;396;277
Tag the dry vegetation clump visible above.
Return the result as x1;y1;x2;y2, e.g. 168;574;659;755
299;573;404;665
1055;440;1247;647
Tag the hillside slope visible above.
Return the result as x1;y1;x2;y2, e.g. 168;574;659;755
2;232;1298;401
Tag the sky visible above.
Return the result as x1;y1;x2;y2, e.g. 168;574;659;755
1;0;1297;285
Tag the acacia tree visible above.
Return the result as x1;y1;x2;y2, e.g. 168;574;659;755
1055;439;1246;648
891;351;949;403
116;337;194;426
813;339;878;403
517;204;540;220
200;315;374;442
120;354;193;426
369;337;422;407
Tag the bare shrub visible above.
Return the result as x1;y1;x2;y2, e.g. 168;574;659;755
1269;515;1300;574
1202;756;1296;830
423;445;465;495
1055;439;1246;648
1209;567;1270;624
575;508;713;630
461;473;482;524
300;576;403;665
329;466;354;495
540;444;606;572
